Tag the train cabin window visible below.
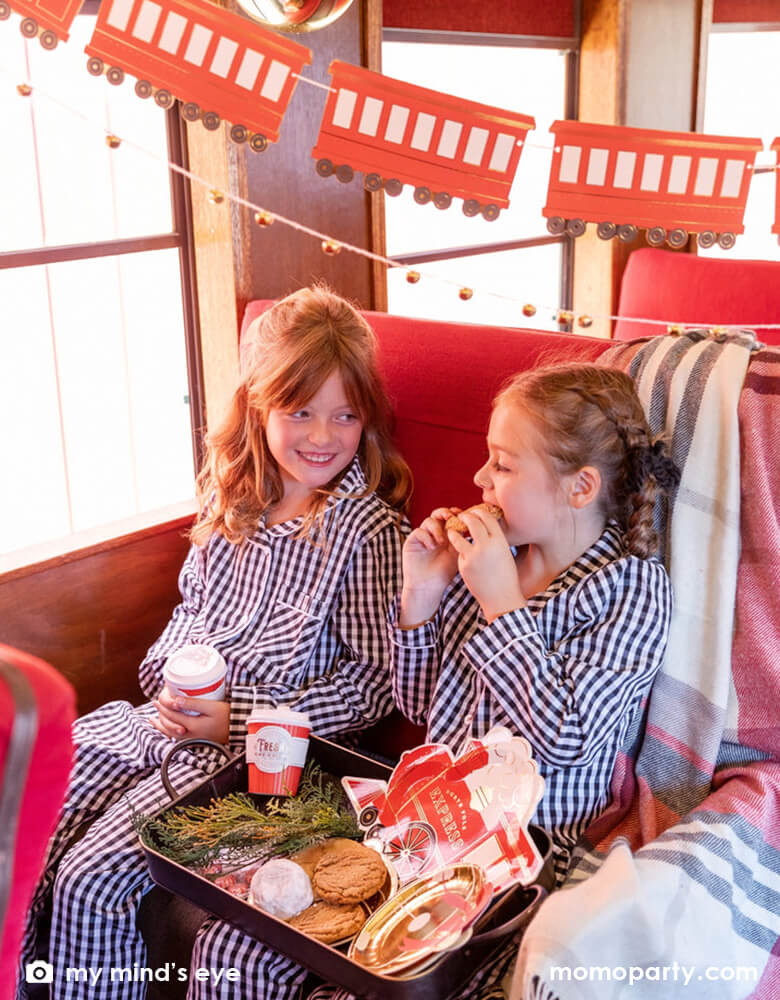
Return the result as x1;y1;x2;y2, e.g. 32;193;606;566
586;148;609;187
385;104;410;144
0;11;199;570
159;12;187;54
702;24;780;261
640;154;663;192
260;61;289;102
236;50;263;89
382;34;572;329
694;158;718;198
358;97;383;137
668;155;692;194
559;145;581;183
410;112;436;152
613;150;636;189
333;88;358;129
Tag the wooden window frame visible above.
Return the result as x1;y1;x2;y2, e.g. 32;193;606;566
380;22;581;312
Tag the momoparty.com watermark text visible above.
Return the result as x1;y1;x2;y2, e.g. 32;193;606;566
550;962;760;988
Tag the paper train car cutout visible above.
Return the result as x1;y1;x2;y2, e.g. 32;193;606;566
312;60;536;221
84;0;311;151
2;0;779;242
544;120;763;250
0;0;81;46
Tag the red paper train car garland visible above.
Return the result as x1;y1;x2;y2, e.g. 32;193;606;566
1;0;780;246
312;59;536;222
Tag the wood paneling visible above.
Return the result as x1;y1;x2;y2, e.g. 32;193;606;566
186;121;241;432
0;519;192;716
236;0;378;309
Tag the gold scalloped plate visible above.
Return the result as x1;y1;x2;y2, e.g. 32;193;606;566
348;863;491;976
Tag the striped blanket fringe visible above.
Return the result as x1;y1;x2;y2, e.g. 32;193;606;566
510;331;780;1000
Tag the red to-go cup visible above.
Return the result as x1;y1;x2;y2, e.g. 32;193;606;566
163;644;227;716
246;707;311;796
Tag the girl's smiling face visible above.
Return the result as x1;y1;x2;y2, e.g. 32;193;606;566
265;369;363;504
473;401;570;548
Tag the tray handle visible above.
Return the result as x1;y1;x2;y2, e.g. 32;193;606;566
160;738;234;801
469;882;547;947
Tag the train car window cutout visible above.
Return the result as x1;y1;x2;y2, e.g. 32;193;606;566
614;150;636;188
236;50;264;90
333;89;357;129
133;0;160;42
586;147;609;186
261;61;289;102
410;113;436;152
385;105;409;144
668;155;691;194
107;0;133;33
358;97;382;137
559;145;580;183
488;134;516;173
640;154;663;191
463;126;488;166
694;157;718;197
721;160;744;198
437;120;462;159
184;25;211;65
211;37;238;78
158;12;186;54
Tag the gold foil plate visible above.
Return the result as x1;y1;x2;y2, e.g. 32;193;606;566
349;863;490;976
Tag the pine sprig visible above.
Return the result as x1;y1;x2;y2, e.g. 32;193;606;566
139;763;361;872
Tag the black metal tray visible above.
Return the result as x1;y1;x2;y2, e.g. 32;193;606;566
142;736;554;1000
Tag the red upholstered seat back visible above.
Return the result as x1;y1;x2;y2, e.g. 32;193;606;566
0;645;75;1000
241;303;613;527
241;303;613;759
614;248;780;344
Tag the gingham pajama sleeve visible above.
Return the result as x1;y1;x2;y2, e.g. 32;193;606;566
463;558;672;768
227;522;404;744
387;596;442;726
137;542;207;699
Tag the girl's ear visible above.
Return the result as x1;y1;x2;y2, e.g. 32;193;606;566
569;465;601;509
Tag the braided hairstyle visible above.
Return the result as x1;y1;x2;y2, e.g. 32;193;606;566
496;365;680;558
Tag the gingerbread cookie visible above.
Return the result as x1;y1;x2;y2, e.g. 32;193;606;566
288;900;367;944
312;840;387;905
445;503;503;536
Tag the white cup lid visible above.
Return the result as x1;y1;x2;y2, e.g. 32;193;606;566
248;706;310;728
164;644;227;686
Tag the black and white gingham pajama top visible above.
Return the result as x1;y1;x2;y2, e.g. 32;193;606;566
389;521;672;882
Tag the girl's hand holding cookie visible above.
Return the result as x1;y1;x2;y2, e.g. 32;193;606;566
151;684;230;745
399;507;462;626
448;506;526;623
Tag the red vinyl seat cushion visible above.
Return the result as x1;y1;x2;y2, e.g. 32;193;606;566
0;645;75;1000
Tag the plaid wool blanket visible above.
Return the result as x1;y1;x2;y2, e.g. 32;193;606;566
510;332;780;1000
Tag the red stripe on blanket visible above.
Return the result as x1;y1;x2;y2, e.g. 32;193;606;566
588;752;680;853
731;355;780;756
750;943;780;1000
645;723;714;775
708;761;780;849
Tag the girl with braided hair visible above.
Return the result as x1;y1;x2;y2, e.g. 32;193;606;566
393;363;679;892
303;365;680;1000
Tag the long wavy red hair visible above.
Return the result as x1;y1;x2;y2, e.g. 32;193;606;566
191;285;411;545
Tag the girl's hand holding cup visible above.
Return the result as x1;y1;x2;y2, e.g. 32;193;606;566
152;686;231;744
400;507;462;626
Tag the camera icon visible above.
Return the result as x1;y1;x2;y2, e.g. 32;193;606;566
25;960;54;984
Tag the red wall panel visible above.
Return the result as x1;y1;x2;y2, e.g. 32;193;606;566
382;0;576;39
713;0;780;22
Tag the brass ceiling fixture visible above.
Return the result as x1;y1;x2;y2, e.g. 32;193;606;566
234;0;355;32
